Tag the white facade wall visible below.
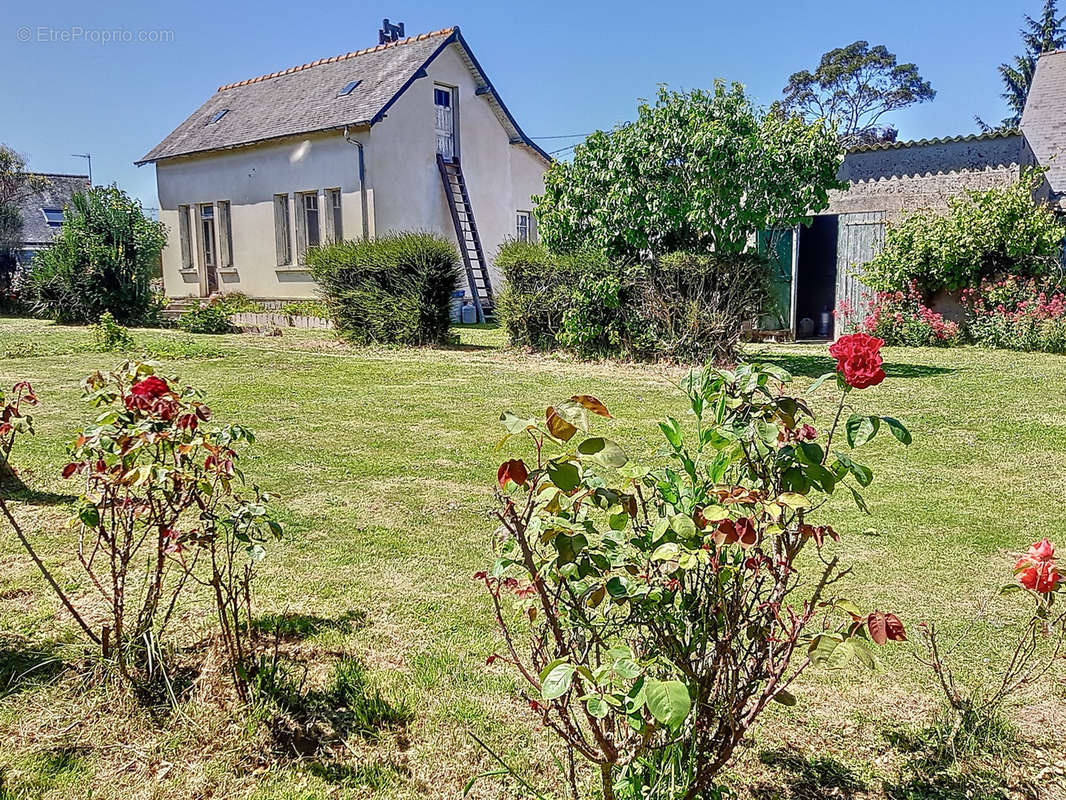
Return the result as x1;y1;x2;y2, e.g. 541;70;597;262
155;42;546;300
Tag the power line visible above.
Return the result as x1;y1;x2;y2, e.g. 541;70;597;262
549;143;579;155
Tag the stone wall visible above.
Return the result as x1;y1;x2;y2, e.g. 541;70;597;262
824;133;1028;219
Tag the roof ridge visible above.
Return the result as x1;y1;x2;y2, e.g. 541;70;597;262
848;128;1021;153
216;27;456;92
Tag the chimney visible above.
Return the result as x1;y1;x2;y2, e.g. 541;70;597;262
378;19;405;44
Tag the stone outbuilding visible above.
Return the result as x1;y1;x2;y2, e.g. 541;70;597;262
777;50;1066;339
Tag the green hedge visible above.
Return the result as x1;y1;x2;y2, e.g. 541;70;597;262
495;241;770;363
307;233;461;346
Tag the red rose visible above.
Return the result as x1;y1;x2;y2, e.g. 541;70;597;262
829;333;886;390
1016;538;1061;594
129;375;169;400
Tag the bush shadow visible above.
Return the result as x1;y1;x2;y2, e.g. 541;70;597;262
258;653;412;772
0;637;66;698
252;609;368;642
752;747;868;800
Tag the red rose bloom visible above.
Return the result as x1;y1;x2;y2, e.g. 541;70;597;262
829;332;886;390
1016;538;1061;594
130;375;169;400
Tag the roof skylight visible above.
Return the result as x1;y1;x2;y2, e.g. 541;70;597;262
338;80;362;97
208;109;229;124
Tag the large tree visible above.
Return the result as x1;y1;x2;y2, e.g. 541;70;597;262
781;41;935;148
534;83;843;262
985;0;1066;129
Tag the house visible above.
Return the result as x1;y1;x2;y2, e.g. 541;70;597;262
7;173;90;269
137;24;550;321
775;49;1066;339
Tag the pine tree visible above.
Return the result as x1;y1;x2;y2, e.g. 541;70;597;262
996;1;1066;127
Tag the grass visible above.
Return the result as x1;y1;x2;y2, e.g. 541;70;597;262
0;316;1065;799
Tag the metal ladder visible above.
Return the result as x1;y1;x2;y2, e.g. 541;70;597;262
437;154;493;322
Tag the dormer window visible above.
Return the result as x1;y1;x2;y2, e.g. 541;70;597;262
208;109;229;124
338;80;361;97
42;208;64;227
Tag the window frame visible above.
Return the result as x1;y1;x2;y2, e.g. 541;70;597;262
198;203;217;269
516;210;532;243
326;188;342;243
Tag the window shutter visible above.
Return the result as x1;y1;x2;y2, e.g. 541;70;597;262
294;193;308;264
530;212;538;244
274;195;290;266
178;205;191;268
323;191;335;244
217;201;232;267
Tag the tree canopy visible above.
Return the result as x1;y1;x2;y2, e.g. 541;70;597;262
27;185;167;324
534;83;843;262
986;0;1066;129
781;41;935;148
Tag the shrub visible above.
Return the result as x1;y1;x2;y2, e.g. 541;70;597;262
632;251;771;362
495;242;772;363
281;299;330;319
26;185;167;324
481;337;911;799
838;283;961;347
89;311;134;351
961;276;1066;353
863;169;1066;294
216;292;265;314
495;240;580;350
307;232;460;346
56;363;281;694
177;299;235;334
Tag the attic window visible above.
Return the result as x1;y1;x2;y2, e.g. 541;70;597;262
208;109;229;124
338;80;361;97
42;208;64;227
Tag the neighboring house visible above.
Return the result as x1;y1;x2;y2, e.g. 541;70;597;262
772;49;1066;338
137;25;550;320
8;173;89;268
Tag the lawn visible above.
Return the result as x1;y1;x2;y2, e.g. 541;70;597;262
0;316;1064;799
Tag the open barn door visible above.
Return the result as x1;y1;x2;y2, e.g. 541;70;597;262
835;211;885;332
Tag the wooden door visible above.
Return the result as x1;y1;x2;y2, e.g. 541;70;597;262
434;86;455;160
199;204;219;296
835;211;885;329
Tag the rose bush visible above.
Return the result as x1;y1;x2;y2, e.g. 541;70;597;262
838;284;961;348
478;349;911;799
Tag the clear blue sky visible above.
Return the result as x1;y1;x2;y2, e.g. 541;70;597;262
0;0;1034;209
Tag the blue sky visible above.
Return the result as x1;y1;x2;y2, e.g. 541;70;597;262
0;0;1034;208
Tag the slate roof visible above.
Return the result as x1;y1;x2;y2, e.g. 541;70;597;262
1021;50;1066;197
847;129;1021;154
15;173;89;246
138;27;549;164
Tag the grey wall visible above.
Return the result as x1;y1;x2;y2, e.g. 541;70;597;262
825;134;1028;218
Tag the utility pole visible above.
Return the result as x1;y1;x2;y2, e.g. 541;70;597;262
71;153;92;185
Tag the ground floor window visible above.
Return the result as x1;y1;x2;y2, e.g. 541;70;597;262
199;204;216;268
178;205;193;269
329;189;342;243
216;200;233;268
516;211;531;242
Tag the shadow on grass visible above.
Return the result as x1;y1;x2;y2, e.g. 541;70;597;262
752;747;867;799
252;610;368;642
751;352;955;380
0;638;66;699
258;653;413;777
880;722;1023;800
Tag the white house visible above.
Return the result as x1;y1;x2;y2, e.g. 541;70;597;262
137;25;550;319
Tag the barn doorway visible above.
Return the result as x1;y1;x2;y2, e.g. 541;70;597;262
794;215;838;339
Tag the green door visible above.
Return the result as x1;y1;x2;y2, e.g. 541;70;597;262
757;229;794;330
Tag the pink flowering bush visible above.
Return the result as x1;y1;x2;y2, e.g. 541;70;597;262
960;276;1066;353
837;283;961;347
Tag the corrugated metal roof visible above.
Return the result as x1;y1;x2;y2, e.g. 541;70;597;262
847;128;1022;154
137;27;549;165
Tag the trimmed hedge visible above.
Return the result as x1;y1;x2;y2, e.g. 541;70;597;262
495;241;770;363
307;233;461;346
